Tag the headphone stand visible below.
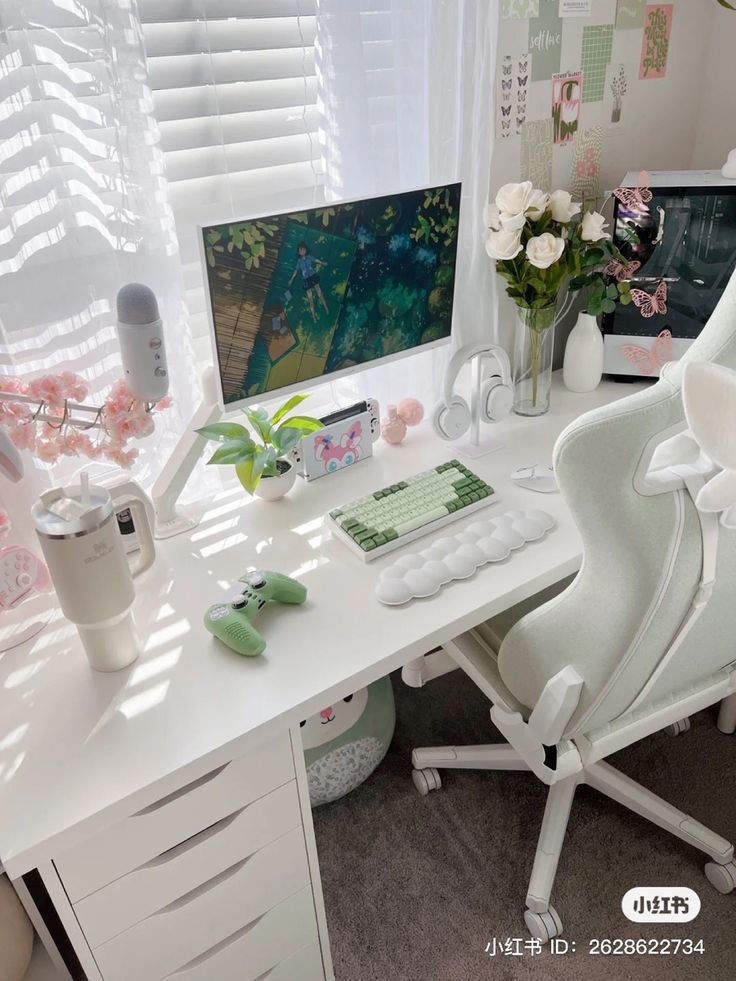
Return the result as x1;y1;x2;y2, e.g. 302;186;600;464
457;356;505;459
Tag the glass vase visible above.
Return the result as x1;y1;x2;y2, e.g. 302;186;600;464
512;305;557;417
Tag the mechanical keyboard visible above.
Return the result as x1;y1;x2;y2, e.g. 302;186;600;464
328;460;495;561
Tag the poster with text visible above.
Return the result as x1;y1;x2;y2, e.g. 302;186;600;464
639;3;673;79
529;0;563;81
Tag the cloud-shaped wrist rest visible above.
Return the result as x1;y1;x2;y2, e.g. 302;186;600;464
375;509;555;606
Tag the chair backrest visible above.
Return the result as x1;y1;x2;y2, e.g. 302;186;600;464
498;268;736;738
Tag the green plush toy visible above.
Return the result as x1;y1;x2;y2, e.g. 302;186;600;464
302;676;396;806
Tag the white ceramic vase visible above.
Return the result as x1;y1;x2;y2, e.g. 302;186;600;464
563;312;604;393
253;460;297;502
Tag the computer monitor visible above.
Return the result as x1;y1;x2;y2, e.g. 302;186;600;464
200;183;462;408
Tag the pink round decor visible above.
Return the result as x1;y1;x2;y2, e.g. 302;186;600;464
397;398;424;427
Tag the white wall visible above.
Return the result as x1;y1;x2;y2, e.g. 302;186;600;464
691;4;736;170
488;0;731;355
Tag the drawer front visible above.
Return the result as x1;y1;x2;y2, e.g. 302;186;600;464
93;826;310;981
57;731;294;901
258;942;325;981
164;886;319;981
76;781;301;948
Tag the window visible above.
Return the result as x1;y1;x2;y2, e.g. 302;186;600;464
139;0;322;358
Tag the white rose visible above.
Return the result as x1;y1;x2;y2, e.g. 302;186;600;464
526;189;550;219
495;181;534;222
548;189;581;224
485;228;523;261
483;201;502;231
525;233;566;269
580;210;611;242
498;210;527;231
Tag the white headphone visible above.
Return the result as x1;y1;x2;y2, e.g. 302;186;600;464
432;343;513;441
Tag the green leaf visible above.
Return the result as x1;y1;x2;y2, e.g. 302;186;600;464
271;393;310;425
235;448;269;494
601;299;616;314
718;0;735;10
619;291;632;305
278;415;323;433
273;425;305;456
606;284;619;299
587;295;603;316
196;422;250;442
206;439;255;466
243;408;273;444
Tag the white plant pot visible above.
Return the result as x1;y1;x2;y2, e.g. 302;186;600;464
563;312;604;393
253;460;297;501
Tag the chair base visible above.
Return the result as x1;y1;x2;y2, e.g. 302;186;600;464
412;743;735;939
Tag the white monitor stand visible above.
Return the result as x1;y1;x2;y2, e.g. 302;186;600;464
151;368;221;539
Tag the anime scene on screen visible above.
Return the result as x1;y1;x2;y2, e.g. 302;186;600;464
202;184;462;404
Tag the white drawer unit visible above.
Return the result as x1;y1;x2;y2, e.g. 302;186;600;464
75;780;302;948
255;941;325;981
163;886;319;981
93;826;311;981
56;732;294;902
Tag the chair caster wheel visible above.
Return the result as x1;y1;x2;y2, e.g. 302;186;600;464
412;767;442;796
524;906;562;943
705;859;736;894
665;717;690;736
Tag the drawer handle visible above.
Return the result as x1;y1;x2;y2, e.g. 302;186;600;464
134;762;230;816
155;855;251;915
142;806;246;870
166;909;266;976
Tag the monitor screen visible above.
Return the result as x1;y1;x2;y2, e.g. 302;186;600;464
201;183;462;406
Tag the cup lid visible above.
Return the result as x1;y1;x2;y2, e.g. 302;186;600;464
32;485;113;537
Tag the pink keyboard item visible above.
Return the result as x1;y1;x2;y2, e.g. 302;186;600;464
0;546;52;610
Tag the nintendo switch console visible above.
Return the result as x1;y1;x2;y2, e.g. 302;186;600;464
290;398;379;481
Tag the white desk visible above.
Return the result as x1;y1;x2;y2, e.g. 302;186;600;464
0;376;638;980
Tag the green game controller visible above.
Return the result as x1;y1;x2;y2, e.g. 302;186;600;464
204;570;307;657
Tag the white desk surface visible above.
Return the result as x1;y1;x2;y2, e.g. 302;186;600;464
0;376;641;877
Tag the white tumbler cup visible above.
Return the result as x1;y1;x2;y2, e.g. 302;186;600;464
32;483;155;671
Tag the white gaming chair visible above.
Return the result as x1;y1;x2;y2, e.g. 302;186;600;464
410;268;736;941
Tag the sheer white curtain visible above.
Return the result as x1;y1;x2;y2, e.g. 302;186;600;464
0;0;197;517
314;0;500;413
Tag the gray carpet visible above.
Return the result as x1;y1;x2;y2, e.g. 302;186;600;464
313;669;736;981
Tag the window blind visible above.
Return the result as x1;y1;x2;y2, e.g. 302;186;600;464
139;0;322;356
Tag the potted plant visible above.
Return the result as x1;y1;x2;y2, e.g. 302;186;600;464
196;394;322;501
485;184;633;415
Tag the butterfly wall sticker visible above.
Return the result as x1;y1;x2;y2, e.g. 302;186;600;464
631;279;668;318
604;258;641;282
501;105;512;116
518;75;528;86
620;329;672;376
502;78;513;91
613;170;653;214
502;63;512;75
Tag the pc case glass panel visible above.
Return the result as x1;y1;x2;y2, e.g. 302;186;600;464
602;187;736;378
